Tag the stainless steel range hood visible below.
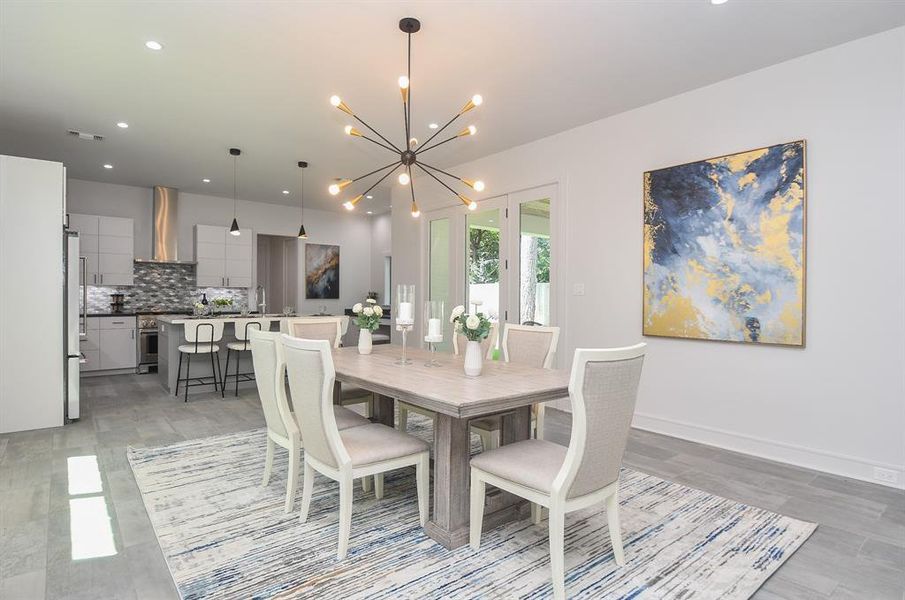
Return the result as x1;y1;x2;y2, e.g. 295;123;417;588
135;186;195;264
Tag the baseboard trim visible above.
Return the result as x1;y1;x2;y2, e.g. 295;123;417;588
631;412;904;490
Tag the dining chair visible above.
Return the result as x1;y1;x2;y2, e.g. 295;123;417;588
248;329;370;513
469;343;646;600
281;334;430;559
289;317;375;417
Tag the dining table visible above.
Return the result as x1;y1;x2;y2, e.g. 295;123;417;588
331;344;570;549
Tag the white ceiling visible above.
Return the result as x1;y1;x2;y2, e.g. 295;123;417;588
1;1;903;215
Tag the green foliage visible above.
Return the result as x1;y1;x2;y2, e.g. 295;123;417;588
468;227;499;284
535;237;550;283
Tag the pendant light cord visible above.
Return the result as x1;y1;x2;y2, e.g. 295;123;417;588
233;155;238;217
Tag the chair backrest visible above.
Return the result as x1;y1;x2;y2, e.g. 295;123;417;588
286;317;343;348
233;318;270;350
453;321;499;359
553;344;646;500
183;319;225;343
248;329;297;441
280;334;350;470
502;324;559;369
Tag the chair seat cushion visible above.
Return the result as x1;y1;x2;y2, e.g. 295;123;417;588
340;423;429;467
470;439;566;494
178;343;220;354
226;341;252;351
333;406;370;430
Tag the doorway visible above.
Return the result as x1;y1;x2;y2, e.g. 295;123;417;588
256;234;299;314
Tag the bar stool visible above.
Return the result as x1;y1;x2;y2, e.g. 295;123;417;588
222;318;271;397
175;319;225;402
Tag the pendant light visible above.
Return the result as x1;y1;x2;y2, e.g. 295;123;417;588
229;148;241;236
297;161;308;239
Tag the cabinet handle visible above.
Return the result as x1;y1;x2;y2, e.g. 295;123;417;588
227;277;230;286
100;274;103;284
131;330;135;339
112;321;124;324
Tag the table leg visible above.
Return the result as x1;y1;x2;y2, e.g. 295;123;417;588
372;393;395;427
425;412;471;549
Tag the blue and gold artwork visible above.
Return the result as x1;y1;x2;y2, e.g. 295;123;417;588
643;141;806;346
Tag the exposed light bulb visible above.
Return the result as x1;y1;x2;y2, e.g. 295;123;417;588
468;125;477;136
328;179;351;196
398;172;410;186
328;184;340;195
343;201;355;211
473;180;485;192
468;201;478;211
344;125;353;135
409;137;418;147
398;75;410;89
411;202;420;218
330;95;342;107
472;94;483;106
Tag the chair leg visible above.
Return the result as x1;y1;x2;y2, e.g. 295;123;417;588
184;355;191;403
222;349;230;397
299;461;314;523
285;438;300;513
416;453;429;527
374;473;384;500
469;470;485;550
209;350;219;393
549;505;566;600
397;406;408;431
337;475;353;559
175;352;183;397
234;350;240;396
531;502;544;525
215;352;223;393
362;476;372;493
262;437;275;486
606;490;625;566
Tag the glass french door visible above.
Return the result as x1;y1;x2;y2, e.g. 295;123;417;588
507;185;556;327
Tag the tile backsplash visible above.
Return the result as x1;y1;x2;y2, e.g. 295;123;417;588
85;263;248;313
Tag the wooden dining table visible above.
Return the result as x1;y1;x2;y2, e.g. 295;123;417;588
331;344;570;549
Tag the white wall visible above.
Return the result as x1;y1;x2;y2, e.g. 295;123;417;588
67;179;374;315
392;28;905;487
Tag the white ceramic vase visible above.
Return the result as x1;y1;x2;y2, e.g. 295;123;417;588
358;329;373;355
464;340;483;377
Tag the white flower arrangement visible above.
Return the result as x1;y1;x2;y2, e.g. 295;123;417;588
449;304;466;323
353;298;381;331
450;305;491;342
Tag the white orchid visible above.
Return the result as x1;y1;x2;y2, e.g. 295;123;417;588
373;305;383;316
363;306;374;316
366;298;377;304
352;303;363;314
465;314;480;330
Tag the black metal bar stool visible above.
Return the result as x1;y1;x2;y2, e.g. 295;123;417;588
175;320;224;402
222;318;270;397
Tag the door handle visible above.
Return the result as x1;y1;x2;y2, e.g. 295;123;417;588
100;274;103;284
227;277;230;286
80;257;88;336
131;330;135;339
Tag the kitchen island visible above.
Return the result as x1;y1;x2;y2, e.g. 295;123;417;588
156;314;389;395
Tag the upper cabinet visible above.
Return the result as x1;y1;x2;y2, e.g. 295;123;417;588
194;224;252;288
69;213;134;286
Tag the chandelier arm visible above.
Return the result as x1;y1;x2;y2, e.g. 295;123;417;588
360;134;402;154
402;99;410;151
351;161;402;183
415;134;459;155
408;165;416;204
419;112;461;149
359;163;402;198
417;161;464;182
353;114;403;153
415;163;462;198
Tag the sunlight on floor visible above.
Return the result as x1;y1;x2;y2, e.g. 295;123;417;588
67;455;117;560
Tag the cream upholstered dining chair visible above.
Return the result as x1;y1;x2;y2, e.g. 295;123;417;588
469;343;646;600
281;334;430;559
396;322;501;446
289;317;375;417
248;330;370;513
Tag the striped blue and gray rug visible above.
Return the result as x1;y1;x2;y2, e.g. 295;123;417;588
127;419;816;599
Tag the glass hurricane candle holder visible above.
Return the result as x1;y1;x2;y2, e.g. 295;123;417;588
423;299;445;367
395;284;415;365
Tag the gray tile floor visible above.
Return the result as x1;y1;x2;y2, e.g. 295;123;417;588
1;373;902;599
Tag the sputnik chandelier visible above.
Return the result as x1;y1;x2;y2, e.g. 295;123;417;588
328;17;485;217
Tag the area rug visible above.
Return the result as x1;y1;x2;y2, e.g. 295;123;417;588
127;417;816;599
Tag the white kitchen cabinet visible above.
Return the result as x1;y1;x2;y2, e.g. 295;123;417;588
81;316;137;372
194;224;252;287
69;213;134;285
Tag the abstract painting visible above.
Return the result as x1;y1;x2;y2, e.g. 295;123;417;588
643;141;806;346
305;243;340;299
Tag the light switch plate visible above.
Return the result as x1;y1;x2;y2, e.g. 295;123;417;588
573;283;585;296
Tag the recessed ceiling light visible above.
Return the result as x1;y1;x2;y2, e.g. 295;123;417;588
711;0;728;4
282;190;290;194
366;195;373;199
428;123;438;129
103;164;113;169
202;178;211;183
145;40;163;50
116;122;128;129
366;211;373;215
